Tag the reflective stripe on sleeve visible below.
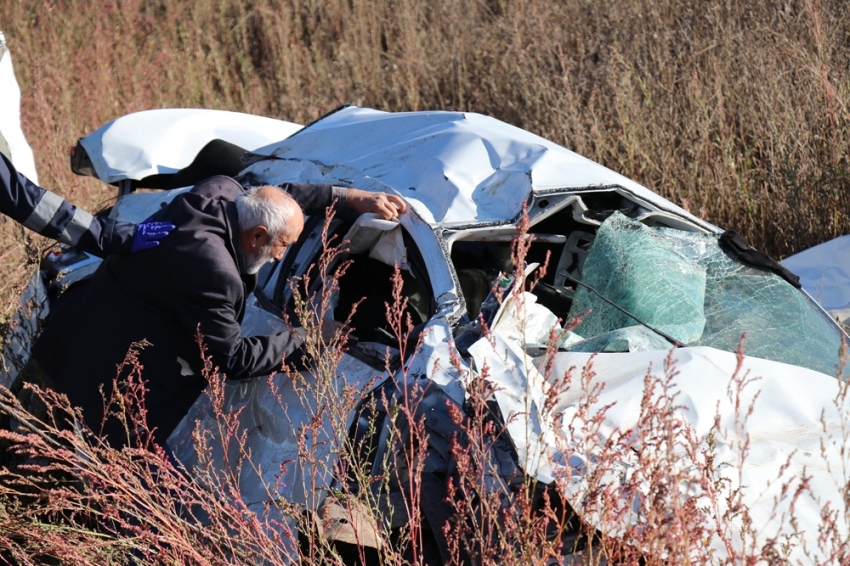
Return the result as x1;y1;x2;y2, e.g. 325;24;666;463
22;190;64;233
59;207;94;246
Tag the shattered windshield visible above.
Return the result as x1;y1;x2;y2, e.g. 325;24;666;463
567;213;845;377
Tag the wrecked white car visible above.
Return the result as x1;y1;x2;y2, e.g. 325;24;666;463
3;106;847;562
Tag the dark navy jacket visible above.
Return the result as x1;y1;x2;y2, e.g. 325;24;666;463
31;175;335;445
0;152;135;255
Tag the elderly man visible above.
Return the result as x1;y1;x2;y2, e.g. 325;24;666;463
26;175;405;446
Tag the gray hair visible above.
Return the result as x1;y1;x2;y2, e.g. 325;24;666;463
235;186;295;239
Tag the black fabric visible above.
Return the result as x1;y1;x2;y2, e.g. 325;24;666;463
30;175;328;446
719;230;801;288
275;181;338;217
0;358;81;504
165;139;248;190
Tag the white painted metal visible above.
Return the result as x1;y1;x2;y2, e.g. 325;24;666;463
247;106;718;232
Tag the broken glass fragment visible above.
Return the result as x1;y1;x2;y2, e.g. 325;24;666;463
567;213;845;376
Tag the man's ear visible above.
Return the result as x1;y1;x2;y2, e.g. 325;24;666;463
246;225;270;249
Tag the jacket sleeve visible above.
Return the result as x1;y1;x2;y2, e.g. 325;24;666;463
178;267;304;380
0;152;137;256
276;182;339;216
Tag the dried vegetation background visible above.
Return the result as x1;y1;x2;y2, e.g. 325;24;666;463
0;0;848;308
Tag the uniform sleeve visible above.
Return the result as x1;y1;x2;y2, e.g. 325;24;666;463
0;152;137;256
178;267;304;380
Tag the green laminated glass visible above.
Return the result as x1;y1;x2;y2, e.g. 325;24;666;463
568;213;707;345
564;325;672;353
567;213;845;376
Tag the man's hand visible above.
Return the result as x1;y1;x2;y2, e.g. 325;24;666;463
345;189;407;220
131;219;176;253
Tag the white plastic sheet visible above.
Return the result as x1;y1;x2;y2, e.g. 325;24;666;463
79;109;303;183
783;235;850;323
0;34;39;183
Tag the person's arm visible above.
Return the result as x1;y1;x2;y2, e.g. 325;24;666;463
0;152;172;256
276;181;335;215
278;181;406;220
179;267;304;380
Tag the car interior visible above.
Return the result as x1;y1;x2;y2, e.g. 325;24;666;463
448;190;706;325
268;212;435;350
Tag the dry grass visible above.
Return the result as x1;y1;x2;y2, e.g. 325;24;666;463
0;210;847;565
0;0;847;301
1;2;849;561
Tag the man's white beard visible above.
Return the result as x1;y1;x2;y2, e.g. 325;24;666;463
245;242;274;275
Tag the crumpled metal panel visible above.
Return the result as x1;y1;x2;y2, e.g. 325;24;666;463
244;106;714;230
167;352;385;504
469;331;557;483
404;317;467;406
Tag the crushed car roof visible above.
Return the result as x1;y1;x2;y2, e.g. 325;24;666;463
244;106;716;230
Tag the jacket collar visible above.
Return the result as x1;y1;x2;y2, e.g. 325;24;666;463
223;200;248;275
224;198;259;291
